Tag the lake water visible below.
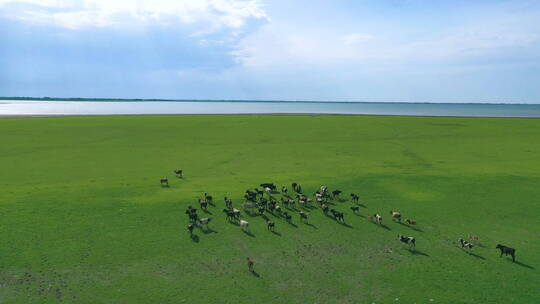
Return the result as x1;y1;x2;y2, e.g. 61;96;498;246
1;100;540;117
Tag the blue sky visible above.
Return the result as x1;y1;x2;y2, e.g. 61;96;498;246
1;0;539;102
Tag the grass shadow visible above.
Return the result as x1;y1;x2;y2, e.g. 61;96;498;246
242;230;256;237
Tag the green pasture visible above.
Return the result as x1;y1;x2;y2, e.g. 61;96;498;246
0;115;539;303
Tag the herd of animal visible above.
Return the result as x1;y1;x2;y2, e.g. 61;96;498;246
163;171;518;263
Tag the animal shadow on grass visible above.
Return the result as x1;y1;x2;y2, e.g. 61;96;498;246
190;234;199;243
202;228;218;234
250;270;261;278
287;222;298;228
271;230;282;236
378;223;391;231
464;250;485;260
203;209;213;215
510;260;535;269
242;230;256;237
397;221;423;232
409;249;429;257
304;222;318;229
340;222;353;228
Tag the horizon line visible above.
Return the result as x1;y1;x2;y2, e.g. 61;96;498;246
1;97;539;105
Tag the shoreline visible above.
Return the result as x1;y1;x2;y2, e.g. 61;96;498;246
1;113;539;119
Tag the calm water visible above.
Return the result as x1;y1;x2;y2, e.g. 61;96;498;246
1;100;540;117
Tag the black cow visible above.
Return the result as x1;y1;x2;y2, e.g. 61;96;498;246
283;212;292;223
496;244;516;262
330;209;345;222
332;190;342;199
174;169;183;177
350;206;360;214
160;178;169;187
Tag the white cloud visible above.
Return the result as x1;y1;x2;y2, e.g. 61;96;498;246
233;13;540;69
0;0;268;30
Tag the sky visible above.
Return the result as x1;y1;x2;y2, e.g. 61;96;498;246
1;0;540;102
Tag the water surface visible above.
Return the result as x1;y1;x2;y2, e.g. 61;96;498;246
1;100;539;117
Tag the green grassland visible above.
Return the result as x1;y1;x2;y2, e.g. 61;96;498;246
1;115;539;303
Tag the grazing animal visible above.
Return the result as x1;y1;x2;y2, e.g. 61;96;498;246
266;219;275;231
405;218;416;225
204;193;213;204
390;211;402;222
174;169;183;177
350;193;359;203
398;234;416;247
350;206;360;214
160;178;169;187
199;199;208;210
283;212;292;223
260;183;276;191
371;214;382;224
186;206;198;222
330;209;345;222
232;208;241;220
240;220;249;230
299;211;309;223
187;223;194;236
332;190;342;199
282;186;288;195
224;197;233;208
320;185;328;193
496;244;516;262
198;217;211;228
321;204;329;215
223;209;235;221
468;235;480;243
459;238;474;249
247;257;254;271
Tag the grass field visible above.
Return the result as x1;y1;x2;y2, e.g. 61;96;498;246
1;115;539;304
